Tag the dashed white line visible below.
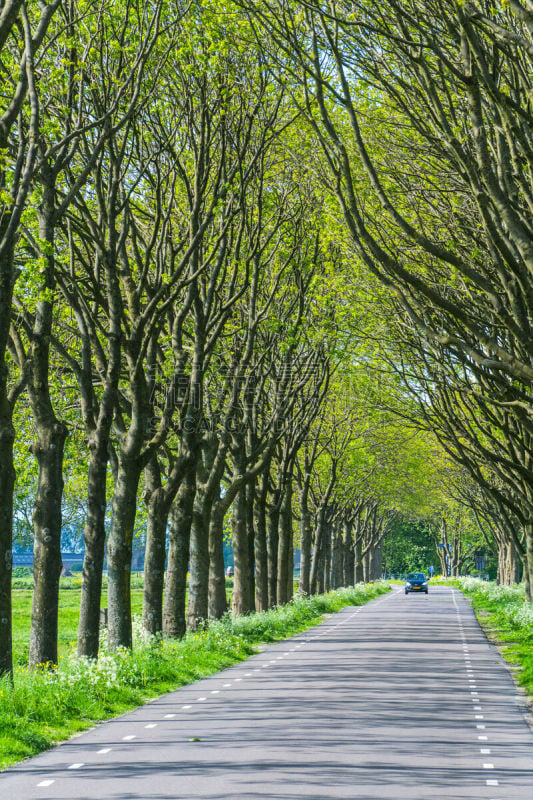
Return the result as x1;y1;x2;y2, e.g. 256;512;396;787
210;690;220;694
68;763;84;770
477;724;486;729
37;780;55;787
97;748;111;754
486;779;499;786
145;723;157;729
122;735;136;741
182;705;192;709
483;763;494;769
480;748;491;754
164;713;176;719
197;697;207;701
478;735;488;741
223;683;232;687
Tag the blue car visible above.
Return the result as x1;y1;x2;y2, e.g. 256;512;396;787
405;572;429;594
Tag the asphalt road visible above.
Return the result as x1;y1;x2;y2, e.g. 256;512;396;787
2;585;533;800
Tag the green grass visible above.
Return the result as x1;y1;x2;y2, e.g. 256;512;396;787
451;577;533;700
1;581;390;770
12;581;144;666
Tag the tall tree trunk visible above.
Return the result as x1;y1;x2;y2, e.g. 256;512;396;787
143;457;170;636
163;476;195;638
323;522;331;593
29;420;68;667
343;520;354;586
107;456;142;649
354;534;363;583
187;474;210;630
267;487;280;607
277;479;292;605
246;478;256;606
77;447;108;657
254;471;269;611
0;397;15;677
232;482;252;616
299;480;312;596
29;182;68;668
208;497;227;619
330;523;342;589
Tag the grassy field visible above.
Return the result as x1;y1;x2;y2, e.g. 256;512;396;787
452;577;533;701
1;581;390;771
12;578;144;666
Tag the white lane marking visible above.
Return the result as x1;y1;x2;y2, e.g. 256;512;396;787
37;780;55;787
481;748;491;754
182;705;192;709
486;779;499;786
284;652;290;655
145;723;157;729
477;724;486;729
210;690;220;694
164;713;176;718
253;669;261;672
478;735;488;741
68;763;84;770
276;657;283;660
476;715;484;719
223;683;232;687
97;748;111;754
197;697;207;701
471;691;479;695
483;763;494;769
474;706;482;710
234;679;242;683
122;735;136;741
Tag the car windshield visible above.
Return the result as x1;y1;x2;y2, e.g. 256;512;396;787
406;573;426;581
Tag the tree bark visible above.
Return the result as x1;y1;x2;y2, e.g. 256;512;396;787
163;476;195;638
0;398;15;677
254;471;269;611
354;534;363;583
29;420;68;667
342;520;354;586
299;479;312;596
232;482;252;615
143;457;169;636
276;478;293;605
107;455;142;649
267;487;280;606
77;446;108;657
208;498;227;619
187;470;210;630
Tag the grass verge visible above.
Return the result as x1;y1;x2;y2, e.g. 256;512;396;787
0;581;389;770
451;577;533;702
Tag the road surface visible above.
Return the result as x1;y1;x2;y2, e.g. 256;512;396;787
2;585;533;799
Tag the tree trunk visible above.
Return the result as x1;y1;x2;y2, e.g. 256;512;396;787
187;474;210;630
343;520;354;586
254;471;269;611
163;477;195;638
330;524;342;589
0;399;15;677
29;420;68;667
107;456;142;649
143;458;170;636
277;479;292;605
354;535;363;583
29;185;68;668
299;480;312;596
267;488;280;607
232;483;252;616
208;498;227;619
77;447;108;657
323;522;331;592
246;478;256;606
